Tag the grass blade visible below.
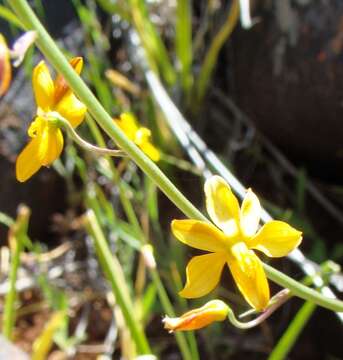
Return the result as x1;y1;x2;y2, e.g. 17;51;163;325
84;209;151;355
176;0;193;97
195;0;239;106
268;301;317;360
3;205;30;339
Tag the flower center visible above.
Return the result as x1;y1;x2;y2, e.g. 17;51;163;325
230;242;255;278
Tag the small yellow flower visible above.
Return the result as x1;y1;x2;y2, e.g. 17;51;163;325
172;176;302;311
163;299;229;332
115;112;160;162
16;57;87;182
0;34;12;96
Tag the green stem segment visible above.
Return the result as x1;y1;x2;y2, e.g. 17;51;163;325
84;209;151;355
267;301;317;360
53;113;125;158
264;263;342;313
8;0;343;313
85;115;196;360
3;205;30;339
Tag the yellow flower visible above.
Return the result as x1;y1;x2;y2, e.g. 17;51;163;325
0;34;12;96
163;299;229;332
16;57;87;182
172;176;302;311
115;112;160;162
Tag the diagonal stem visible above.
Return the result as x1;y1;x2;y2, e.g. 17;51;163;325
7;0;343;313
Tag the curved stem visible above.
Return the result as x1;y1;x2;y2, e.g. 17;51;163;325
8;0;343;313
52;113;125;158
227;289;291;329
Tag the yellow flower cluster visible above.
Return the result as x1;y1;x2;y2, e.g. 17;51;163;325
16;58;87;182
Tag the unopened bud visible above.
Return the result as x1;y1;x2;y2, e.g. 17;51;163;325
163;300;229;332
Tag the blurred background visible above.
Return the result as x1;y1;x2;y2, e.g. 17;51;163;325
0;0;342;359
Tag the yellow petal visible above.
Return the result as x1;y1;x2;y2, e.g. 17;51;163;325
248;220;302;258
115;112;139;140
0;34;11;96
204;175;240;236
32;61;54;111
179;252;227;298
240;189;261;238
16;136;43;182
228;242;269;311
134;127;160;161
171;219;229;252
55;93;86;128
54;57;83;104
163;300;229;332
69;56;83;74
27;116;44;138
39;125;64;166
139;142;160;161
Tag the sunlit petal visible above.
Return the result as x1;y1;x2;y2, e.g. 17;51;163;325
248;220;302;258
204;176;240;236
32;60;54;111
139;142;160;161
16;136;43;182
115;112;139;140
55;93;86;128
135;127;151;144
179;252;227;298
40;125;64;166
240;189;261;238
171;219;229;252
27;116;44;138
228;242;269;311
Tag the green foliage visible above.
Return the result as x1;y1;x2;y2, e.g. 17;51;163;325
1;0;342;358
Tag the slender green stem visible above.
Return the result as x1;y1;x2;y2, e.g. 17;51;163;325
85;114;143;239
86;117;196;360
8;0;206;221
84;209;151;355
176;0;193;97
264;263;343;312
268;301;316;360
225;290;291;329
0;5;23;28
150;270;196;360
8;0;343;313
3;205;30;339
195;0;239;105
52;113;125;158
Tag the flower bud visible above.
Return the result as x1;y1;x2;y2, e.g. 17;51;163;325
163;300;229;332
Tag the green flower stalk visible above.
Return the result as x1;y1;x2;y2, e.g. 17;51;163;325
7;0;343;316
